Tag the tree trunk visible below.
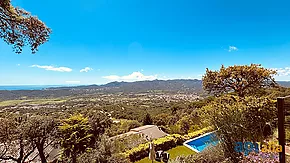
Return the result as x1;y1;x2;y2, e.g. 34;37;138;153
72;156;77;163
37;145;47;163
18;138;24;163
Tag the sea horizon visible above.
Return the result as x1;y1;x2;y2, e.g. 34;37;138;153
0;85;72;90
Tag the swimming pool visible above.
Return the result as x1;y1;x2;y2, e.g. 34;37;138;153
183;131;219;153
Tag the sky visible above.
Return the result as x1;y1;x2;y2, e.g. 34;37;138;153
1;0;290;85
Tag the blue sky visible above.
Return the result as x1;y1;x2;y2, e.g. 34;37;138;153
1;0;290;85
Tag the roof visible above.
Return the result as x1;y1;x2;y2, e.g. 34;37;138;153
0;141;59;163
130;125;156;132
109;130;139;140
110;125;168;141
130;125;168;140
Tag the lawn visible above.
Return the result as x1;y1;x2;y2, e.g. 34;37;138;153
135;145;195;163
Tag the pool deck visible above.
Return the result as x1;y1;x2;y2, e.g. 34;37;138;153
183;131;217;153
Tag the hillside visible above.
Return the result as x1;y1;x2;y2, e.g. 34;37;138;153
276;81;290;88
0;79;289;101
54;79;203;92
0;79;203;101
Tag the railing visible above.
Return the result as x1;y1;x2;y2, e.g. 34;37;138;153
277;95;290;163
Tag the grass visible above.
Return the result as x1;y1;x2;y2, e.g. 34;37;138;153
26;98;67;104
0;98;68;106
135;146;195;163
166;145;195;159
0;100;27;106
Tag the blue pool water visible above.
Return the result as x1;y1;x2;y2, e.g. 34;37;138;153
184;132;219;152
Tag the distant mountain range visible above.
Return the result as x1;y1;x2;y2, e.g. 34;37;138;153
47;79;203;93
0;79;202;100
48;80;290;91
0;79;290;101
276;81;290;88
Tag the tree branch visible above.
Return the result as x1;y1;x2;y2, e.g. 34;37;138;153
22;146;37;163
0;155;18;161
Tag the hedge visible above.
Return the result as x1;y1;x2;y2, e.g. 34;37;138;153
123;126;213;162
184;126;213;140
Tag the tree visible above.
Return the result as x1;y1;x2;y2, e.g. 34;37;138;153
86;111;112;144
0;0;51;53
58;114;93;163
202;64;277;97
24;115;58;163
202;95;277;162
77;135;130;163
142;113;153;125
170;103;186;114
153;113;171;126
177;117;190;134
0;114;37;163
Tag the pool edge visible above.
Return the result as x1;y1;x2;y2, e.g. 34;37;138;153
183;130;217;153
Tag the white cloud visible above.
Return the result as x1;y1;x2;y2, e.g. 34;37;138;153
228;46;238;52
65;81;81;84
30;65;72;72
80;67;93;73
272;67;290;76
103;72;158;82
17;64;20;66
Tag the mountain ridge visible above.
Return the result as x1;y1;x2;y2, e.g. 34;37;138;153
0;79;290;101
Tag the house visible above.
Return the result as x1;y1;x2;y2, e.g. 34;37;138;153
111;125;168;140
130;125;168;140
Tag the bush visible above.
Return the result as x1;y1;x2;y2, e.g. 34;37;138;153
239;152;279;163
286;128;290;142
114;134;147;153
76;135;130;163
170;144;232;163
184;126;213;140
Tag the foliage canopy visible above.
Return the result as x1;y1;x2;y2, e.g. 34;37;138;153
0;0;51;53
59;114;93;163
202;64;277;97
202;95;277;162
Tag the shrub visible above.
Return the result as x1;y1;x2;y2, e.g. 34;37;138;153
114;134;147;153
184;126;213;140
77;135;130;163
239;152;279;163
286;128;290;142
170;144;231;163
